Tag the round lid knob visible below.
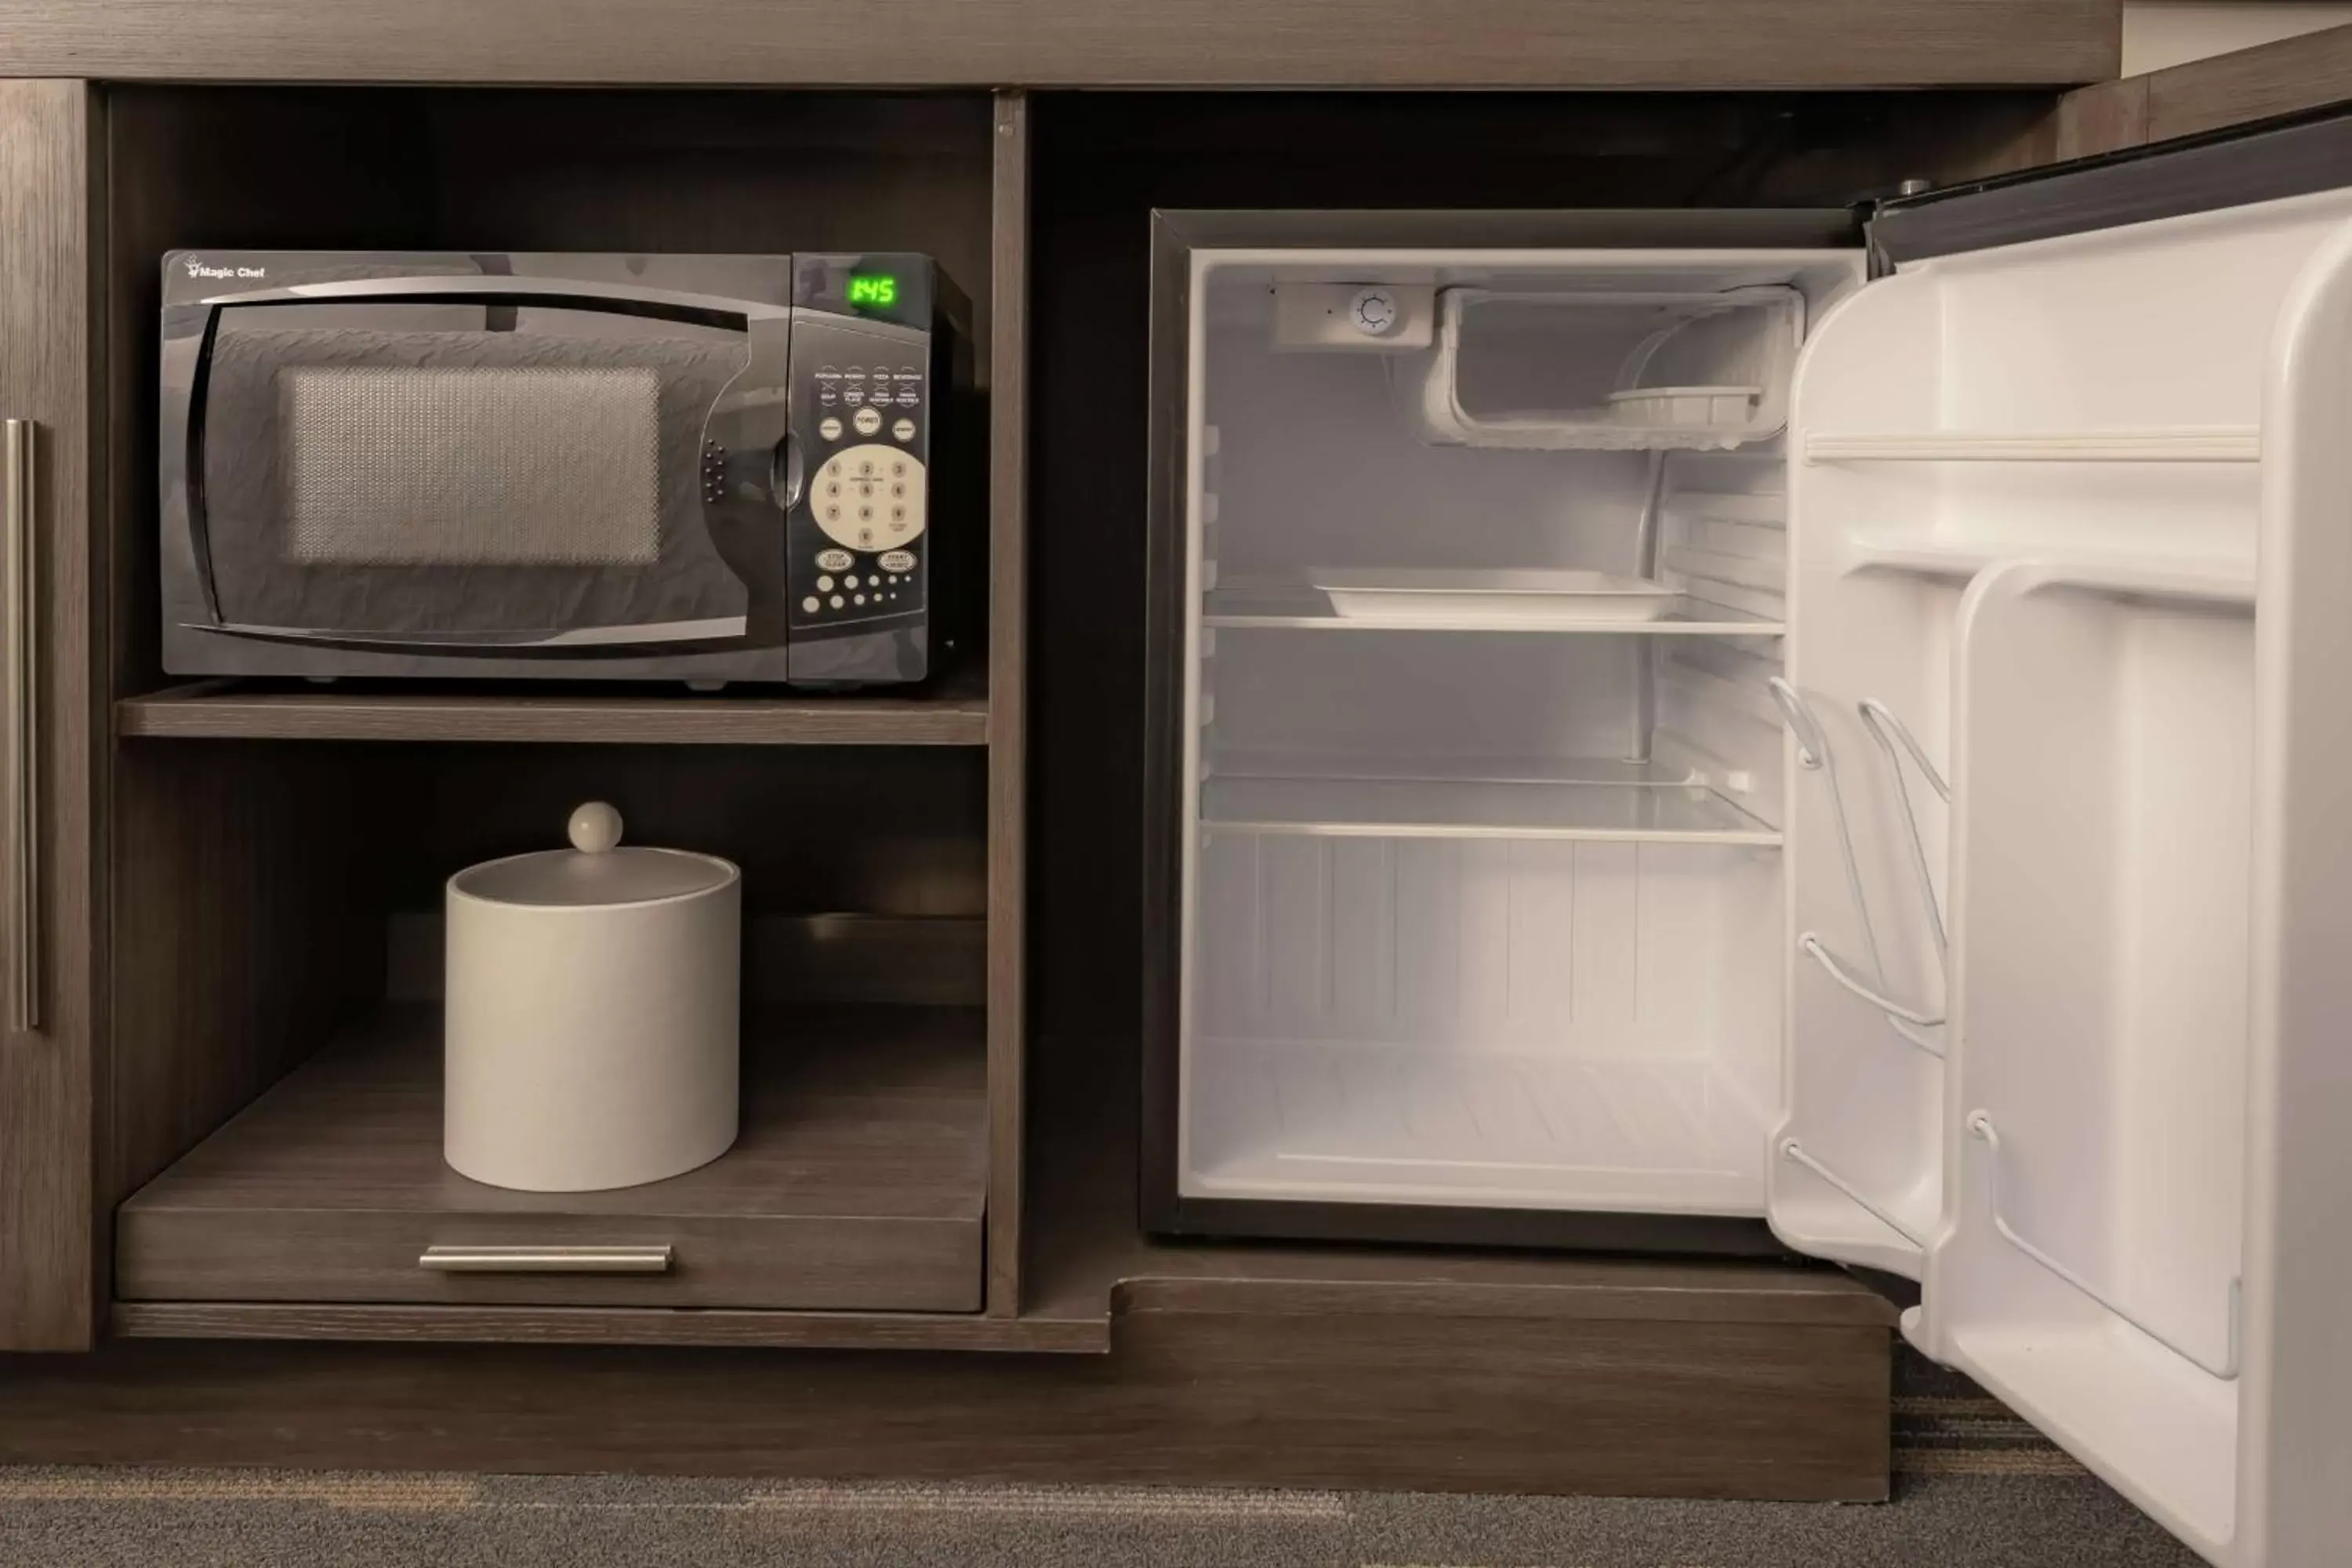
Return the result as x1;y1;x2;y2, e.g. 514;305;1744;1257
568;800;623;855
448;802;739;910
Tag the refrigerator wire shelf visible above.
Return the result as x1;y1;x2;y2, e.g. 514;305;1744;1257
1777;1138;1929;1247
1967;1112;2244;1383
1769;677;1948;1056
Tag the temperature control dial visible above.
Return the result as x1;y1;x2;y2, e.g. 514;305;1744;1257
1348;287;1400;337
809;443;926;551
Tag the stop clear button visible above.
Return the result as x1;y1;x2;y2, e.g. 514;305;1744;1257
880;550;916;573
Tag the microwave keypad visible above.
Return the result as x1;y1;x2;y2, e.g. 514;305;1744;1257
814;364;923;409
811;444;925;553
790;319;928;636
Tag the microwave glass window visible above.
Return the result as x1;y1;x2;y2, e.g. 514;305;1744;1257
195;303;753;639
281;365;662;566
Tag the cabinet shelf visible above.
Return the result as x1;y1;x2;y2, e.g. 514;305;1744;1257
116;1004;989;1316
1203;582;1780;636
1201;770;1780;844
115;670;989;746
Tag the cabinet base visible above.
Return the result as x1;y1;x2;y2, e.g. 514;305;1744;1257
6;1293;1891;1501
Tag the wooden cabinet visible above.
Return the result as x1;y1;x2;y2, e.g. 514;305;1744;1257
0;22;2343;1501
82;87;1030;1341
0;0;2122;88
0;80;101;1354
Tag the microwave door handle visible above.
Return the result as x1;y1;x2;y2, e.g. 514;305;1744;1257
190;617;750;651
185;274;797;322
773;433;804;512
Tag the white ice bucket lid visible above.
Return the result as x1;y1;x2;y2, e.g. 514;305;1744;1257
448;800;739;910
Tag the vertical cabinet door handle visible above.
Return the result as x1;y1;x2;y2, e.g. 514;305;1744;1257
2;420;35;1034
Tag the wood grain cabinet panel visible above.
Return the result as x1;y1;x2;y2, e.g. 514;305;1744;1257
2045;22;2352;162
0;79;101;1354
0;2;2121;89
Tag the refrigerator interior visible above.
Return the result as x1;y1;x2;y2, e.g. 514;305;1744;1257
1178;249;1863;1214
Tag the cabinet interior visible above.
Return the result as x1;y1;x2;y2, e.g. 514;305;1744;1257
111;740;989;1205
96;85;1007;1320
102;85;1000;702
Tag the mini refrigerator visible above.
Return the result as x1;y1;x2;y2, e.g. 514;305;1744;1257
1141;113;2352;1568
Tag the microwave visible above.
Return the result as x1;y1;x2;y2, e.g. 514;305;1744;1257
159;250;960;686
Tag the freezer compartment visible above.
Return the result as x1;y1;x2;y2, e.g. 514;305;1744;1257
1204;257;1844;601
1397;286;1803;450
1182;835;1783;1214
1202;250;1855;459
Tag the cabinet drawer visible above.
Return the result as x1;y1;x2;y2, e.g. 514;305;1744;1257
116;1006;986;1314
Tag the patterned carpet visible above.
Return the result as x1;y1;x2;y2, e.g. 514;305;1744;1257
0;1354;2201;1568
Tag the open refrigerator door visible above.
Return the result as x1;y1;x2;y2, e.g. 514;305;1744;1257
1773;114;2352;1567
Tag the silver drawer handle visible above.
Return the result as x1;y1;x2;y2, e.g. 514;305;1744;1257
3;419;36;1034
418;1244;673;1275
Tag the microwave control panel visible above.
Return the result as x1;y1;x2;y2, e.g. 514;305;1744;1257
784;255;935;644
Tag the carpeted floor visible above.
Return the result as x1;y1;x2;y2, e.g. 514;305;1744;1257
0;1355;2201;1568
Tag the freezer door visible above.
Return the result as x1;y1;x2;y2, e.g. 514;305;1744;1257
1779;113;2352;1567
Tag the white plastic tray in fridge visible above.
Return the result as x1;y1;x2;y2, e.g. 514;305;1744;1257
1305;568;1679;626
1605;384;1763;428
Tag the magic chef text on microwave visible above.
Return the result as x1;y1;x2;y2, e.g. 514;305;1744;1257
159;251;962;686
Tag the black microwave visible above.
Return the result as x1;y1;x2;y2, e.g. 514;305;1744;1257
159;250;960;686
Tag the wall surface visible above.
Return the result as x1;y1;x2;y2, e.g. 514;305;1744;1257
2124;2;2352;73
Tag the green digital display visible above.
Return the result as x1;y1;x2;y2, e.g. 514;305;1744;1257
847;274;898;308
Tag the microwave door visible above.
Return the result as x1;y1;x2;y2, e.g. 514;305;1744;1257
165;278;791;655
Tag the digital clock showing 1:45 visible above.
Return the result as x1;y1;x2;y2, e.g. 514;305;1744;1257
847;274;898;307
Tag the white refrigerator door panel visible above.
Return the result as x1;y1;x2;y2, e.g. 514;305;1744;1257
2235;215;2352;1568
1937;557;2255;1561
1781;138;2352;1566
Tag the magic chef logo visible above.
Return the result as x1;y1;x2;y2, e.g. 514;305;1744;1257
183;256;267;281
